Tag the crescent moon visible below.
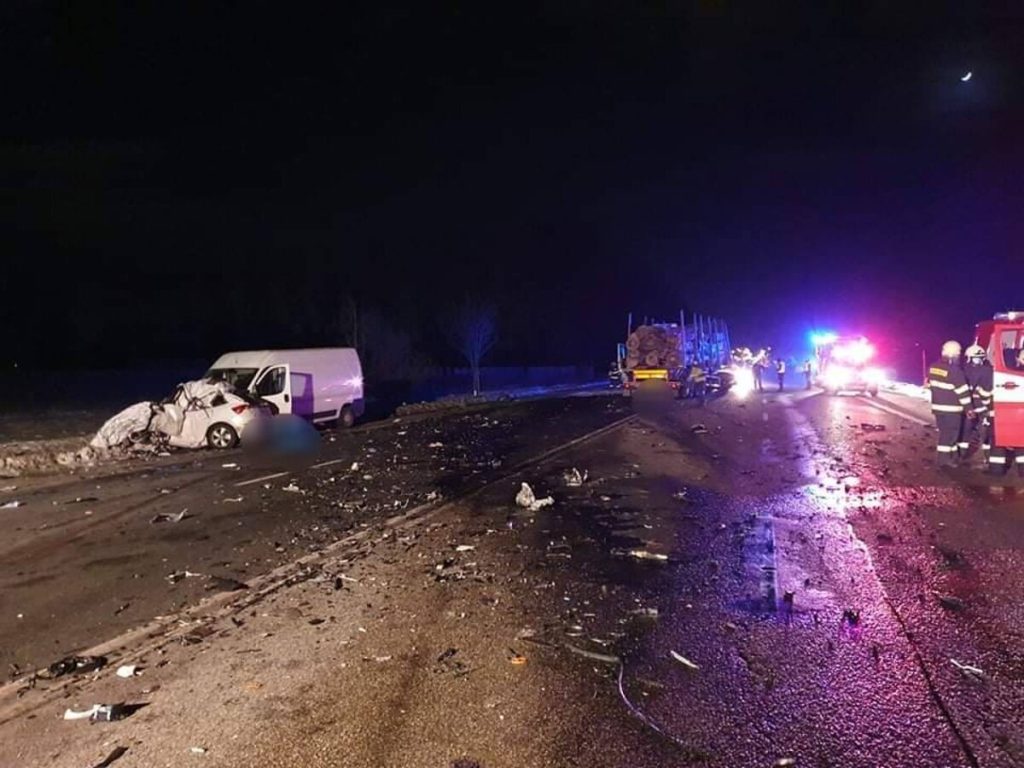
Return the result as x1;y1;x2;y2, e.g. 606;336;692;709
961;71;973;82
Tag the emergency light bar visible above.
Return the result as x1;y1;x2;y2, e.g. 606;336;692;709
994;311;1024;321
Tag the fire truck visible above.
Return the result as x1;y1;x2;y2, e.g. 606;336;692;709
973;312;1024;448
814;334;884;396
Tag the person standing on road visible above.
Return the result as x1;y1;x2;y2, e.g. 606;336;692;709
687;361;707;406
802;358;813;390
776;358;786;391
752;358;764;392
963;344;993;463
927;340;972;468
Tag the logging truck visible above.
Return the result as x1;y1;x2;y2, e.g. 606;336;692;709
620;313;731;397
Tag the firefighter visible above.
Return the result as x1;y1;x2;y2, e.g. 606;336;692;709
988;349;1024;476
776;358;786;391
802;358;814;390
927;340;972;467
752;357;765;392
962;344;993;462
687;361;707;406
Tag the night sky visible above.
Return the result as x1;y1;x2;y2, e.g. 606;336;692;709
3;3;1023;372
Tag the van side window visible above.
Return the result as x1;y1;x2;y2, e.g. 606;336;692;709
999;330;1020;369
255;366;286;396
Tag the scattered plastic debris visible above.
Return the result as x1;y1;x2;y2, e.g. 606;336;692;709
860;423;886;432
508;651;528;665
691;424;709;434
166;570;202;584
63;496;99;505
515;482;554;511
223;496;244;503
150;509;190;524
282;483;301;493
562;467;588;487
0;485;17;492
842;608;860;626
115;665;139;678
935;593;965;612
670;650;700;670
627;549;669;563
221;462;239;469
428;442;444;448
47;655;107;678
190;747;208;754
350;462;360;471
950;659;984;678
454;544;476;552
1;500;24;509
774;759;797;767
565;643;621;665
63;703;129;722
426;490;441;502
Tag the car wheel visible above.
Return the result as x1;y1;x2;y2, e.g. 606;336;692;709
207;423;239;449
338;405;356;428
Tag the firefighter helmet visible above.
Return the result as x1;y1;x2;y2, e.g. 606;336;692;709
941;340;962;359
965;344;985;360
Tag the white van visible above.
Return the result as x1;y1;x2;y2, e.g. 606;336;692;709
206;348;365;427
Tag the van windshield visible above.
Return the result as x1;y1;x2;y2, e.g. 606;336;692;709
206;368;260;391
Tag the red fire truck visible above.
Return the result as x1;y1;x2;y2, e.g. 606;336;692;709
974;312;1024;448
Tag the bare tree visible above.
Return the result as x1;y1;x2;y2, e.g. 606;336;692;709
445;300;498;395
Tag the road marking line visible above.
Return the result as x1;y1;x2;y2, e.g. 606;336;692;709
235;471;288;488
861;397;932;427
310;458;350;470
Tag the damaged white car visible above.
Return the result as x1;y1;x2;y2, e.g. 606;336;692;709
91;379;271;451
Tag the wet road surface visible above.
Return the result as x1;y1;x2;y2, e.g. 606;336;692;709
2;388;1023;767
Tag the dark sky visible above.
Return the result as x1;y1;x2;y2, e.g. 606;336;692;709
3;2;1023;370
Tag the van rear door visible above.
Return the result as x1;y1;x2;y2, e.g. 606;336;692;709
253;364;292;415
991;324;1024;447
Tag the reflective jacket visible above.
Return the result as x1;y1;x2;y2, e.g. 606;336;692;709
927;359;971;413
964;362;994;417
687;365;706;383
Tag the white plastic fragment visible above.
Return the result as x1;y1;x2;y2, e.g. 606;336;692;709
223;496;244;503
950;658;984;677
563;468;588;487
115;665;138;678
515;483;554;511
0;485;17;492
428;442;444;448
455;545;475;552
281;483;301;493
1;500;24;509
190;746;207;754
350;462;360;471
629;549;668;562
221;462;238;469
63;704;102;721
670;650;700;670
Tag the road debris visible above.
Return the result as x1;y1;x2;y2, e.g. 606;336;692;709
624;549;669;563
935;593;965;612
670;650;700;670
63;703;131;722
691;424;709;434
454;544;476;552
774;759;797;767
950;659;984;679
434;647;472;676
282;483;302;493
860;423;886;432
90;746;129;768
46;655;107;678
0;485;17;492
223;496;244;503
565;643;621;665
150;508;190;524
221;462;239;469
63;496;99;504
428;442;444;448
166;570;202;584
115;665;139;678
2;500;25;509
562;467;588;487
515;482;554;511
190;746;208;754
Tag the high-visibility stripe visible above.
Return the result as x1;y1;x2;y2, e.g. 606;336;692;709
954;384;969;394
959;398;972;406
931;404;964;413
977;387;992;397
957;442;969;449
989;456;1007;464
936;445;956;453
929;368;948;377
930;381;955;390
1015;456;1024;464
982;444;991;450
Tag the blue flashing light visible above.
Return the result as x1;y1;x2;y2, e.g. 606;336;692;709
810;331;838;346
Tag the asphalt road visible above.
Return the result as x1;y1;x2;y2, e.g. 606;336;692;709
2;387;1023;768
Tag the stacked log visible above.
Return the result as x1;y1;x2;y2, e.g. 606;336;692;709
624;324;683;370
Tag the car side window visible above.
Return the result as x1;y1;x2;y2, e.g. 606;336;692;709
999;330;1020;370
255;366;286;396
